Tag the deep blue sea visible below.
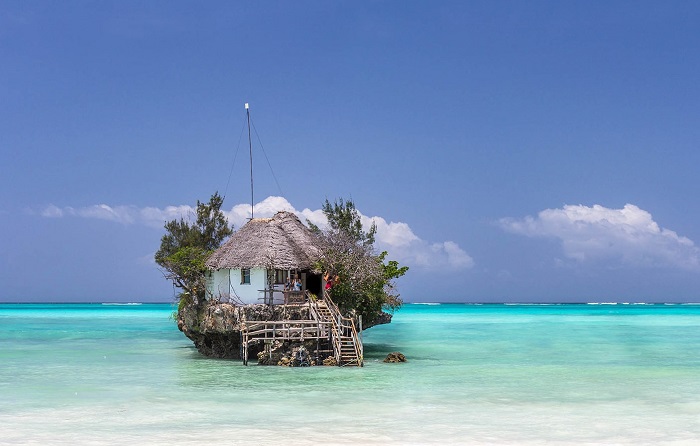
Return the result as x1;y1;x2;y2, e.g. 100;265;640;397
1;302;700;445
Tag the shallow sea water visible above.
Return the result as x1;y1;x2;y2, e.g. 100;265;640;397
1;303;699;445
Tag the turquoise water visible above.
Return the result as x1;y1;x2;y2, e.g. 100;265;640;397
1;303;700;445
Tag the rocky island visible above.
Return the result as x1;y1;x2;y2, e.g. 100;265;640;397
177;300;393;365
158;195;407;366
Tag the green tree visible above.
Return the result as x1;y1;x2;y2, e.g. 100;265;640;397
320;198;376;246
155;192;233;305
310;198;408;323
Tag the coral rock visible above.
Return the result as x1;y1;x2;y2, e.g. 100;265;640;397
383;352;407;363
323;356;338;366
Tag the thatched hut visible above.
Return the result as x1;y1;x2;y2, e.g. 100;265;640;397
205;211;323;304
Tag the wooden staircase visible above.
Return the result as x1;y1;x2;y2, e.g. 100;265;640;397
316;291;363;367
238;291;363;367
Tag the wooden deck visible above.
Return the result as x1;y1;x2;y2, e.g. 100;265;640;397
239;291;363;367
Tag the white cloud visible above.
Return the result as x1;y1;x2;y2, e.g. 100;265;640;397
385;240;475;271
39;195;475;271
296;203;472;271
255;198;473;271
361;215;419;247
41;204;195;228
226;196;295;228
500;204;700;270
298;207;327;229
41;204;65;218
375;229;474;272
140;205;195;228
76;204;136;224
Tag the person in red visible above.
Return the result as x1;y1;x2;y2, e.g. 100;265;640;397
324;272;334;290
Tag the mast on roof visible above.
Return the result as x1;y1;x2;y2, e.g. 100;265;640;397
245;103;254;219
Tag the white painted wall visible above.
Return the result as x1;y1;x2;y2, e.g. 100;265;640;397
207;269;231;300
206;268;271;304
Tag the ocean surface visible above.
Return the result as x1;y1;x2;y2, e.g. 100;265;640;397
1;302;700;445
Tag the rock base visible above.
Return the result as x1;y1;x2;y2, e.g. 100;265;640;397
383;352;407;363
256;340;327;366
177;299;393;361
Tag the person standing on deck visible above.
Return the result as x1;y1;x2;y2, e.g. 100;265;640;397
324;272;334;290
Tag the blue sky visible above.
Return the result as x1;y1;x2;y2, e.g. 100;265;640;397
2;1;699;303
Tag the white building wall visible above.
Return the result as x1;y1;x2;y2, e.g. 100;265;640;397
207;269;231;301
207;267;294;304
205;268;271;304
237;268;267;304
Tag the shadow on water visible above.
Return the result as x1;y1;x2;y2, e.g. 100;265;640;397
364;342;403;359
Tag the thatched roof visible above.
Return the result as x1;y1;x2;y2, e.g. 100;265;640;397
206;211;321;270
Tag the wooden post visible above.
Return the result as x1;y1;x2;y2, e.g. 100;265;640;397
243;338;248;366
359;315;363;367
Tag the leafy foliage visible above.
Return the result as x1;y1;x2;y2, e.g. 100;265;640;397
320;198;376;246
155;192;232;303
311;198;408;323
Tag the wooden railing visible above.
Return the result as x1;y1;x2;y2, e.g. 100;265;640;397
322;290;363;367
244;320;331;340
238;291;363;367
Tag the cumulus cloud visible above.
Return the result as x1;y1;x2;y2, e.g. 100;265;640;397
361;214;473;271
39;196;474;271
225;196;474;271
385;239;475;271
500;204;700;270
226;196;295;228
